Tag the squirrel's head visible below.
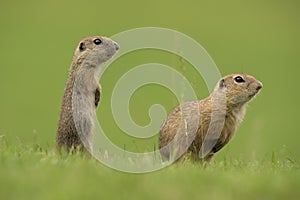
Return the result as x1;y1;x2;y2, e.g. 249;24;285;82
216;73;263;106
74;36;119;67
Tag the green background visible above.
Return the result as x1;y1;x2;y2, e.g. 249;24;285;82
0;0;299;199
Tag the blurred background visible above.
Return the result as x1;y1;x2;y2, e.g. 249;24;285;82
0;0;299;161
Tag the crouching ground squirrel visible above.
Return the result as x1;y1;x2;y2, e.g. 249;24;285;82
56;36;119;152
159;74;262;162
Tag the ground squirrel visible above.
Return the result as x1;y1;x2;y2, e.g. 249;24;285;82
56;36;119;152
159;74;262;162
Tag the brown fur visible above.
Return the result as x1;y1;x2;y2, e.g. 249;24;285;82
159;74;262;162
56;36;119;152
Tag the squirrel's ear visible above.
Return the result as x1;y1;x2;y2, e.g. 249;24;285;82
219;79;225;89
79;42;86;51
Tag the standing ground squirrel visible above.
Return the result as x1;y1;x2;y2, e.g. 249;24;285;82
159;74;262;162
56;36;119;152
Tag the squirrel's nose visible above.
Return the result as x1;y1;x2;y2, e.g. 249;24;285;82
114;42;120;51
256;82;263;91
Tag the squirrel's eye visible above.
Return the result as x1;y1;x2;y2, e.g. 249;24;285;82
234;76;245;83
93;38;102;45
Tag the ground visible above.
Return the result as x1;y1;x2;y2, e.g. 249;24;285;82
1;138;299;200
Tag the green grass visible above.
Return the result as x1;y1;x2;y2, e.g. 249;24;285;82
1;137;299;200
